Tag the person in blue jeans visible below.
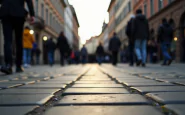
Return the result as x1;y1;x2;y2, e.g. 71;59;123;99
132;9;150;67
157;18;173;66
46;38;56;66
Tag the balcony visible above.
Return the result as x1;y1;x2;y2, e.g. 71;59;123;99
32;16;45;30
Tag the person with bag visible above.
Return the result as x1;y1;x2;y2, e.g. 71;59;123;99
157;18;173;66
0;0;35;74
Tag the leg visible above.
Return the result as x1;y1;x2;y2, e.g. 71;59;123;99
14;18;24;67
60;52;64;66
2;19;13;66
129;42;134;65
23;49;27;65
141;40;147;64
161;43;172;64
27;49;32;65
115;51;118;65
135;40;142;61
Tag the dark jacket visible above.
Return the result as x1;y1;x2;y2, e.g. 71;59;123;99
126;18;134;41
81;47;88;57
57;35;70;54
109;36;121;52
96;45;104;56
46;39;56;52
0;0;34;18
157;22;173;43
132;14;149;40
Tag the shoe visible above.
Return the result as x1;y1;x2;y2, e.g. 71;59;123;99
0;66;13;75
142;63;146;67
136;60;142;66
16;67;24;73
168;59;173;66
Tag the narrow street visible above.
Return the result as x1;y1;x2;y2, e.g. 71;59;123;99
0;64;185;115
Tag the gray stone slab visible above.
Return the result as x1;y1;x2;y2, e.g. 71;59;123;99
146;92;185;104
174;81;185;85
63;88;129;95
0;88;61;94
1;80;35;85
131;86;185;94
19;83;66;89
75;81;116;84
124;82;174;87
44;106;164;115
0;83;22;89
0;106;39;115
72;84;124;88
156;79;185;83
56;94;150;105
164;104;185;115
117;79;155;83
39;80;72;84
0;94;53;106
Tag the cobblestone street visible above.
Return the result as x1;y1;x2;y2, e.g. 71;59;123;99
0;64;185;115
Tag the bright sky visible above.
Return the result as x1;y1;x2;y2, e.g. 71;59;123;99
68;0;111;44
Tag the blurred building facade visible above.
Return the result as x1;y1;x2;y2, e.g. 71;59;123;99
0;0;80;65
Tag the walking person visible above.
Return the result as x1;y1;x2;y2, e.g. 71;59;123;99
23;26;35;68
46;38;56;66
0;0;35;74
35;47;41;65
96;42;104;65
81;45;88;64
132;9;150;67
126;15;135;66
109;32;121;66
57;32;70;66
157;18;173;66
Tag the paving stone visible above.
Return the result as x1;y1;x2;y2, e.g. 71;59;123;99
0;106;39;115
131;86;185;94
146;92;185;104
156;79;185;83
173;81;185;86
44;106;164;115
0;88;61;94
1;80;35;85
63;88;129;95
39;80;72;84
72;84;124;88
80;79;112;81
117;79;155;83
19;83;67;89
0;94;53;106
123;82;174;87
0;83;22;89
164;104;185;115
75;81;116;84
56;94;150;105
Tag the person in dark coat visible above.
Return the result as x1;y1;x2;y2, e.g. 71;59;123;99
126;14;135;66
96;42;104;65
157;18;173;66
57;32;70;66
46;38;56;66
0;0;35;74
81;45;88;64
109;32;121;66
132;9;150;67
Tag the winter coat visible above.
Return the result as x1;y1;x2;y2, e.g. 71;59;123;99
157;23;173;43
109;36;121;52
132;14;150;40
57;36;70;54
23;29;35;49
46;39;56;52
81;47;88;56
96;45;104;56
0;0;34;18
126;18;135;41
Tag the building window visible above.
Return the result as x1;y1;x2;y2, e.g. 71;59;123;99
158;0;163;10
50;13;52;26
46;9;48;25
41;4;44;18
144;4;147;17
35;0;39;16
128;2;131;12
150;0;154;16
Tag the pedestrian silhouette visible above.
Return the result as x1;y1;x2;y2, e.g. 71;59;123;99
0;0;35;74
81;45;88;64
46;38;56;66
96;42;104;65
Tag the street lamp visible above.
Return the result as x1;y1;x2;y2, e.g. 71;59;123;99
43;36;48;41
174;37;178;41
29;30;34;35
